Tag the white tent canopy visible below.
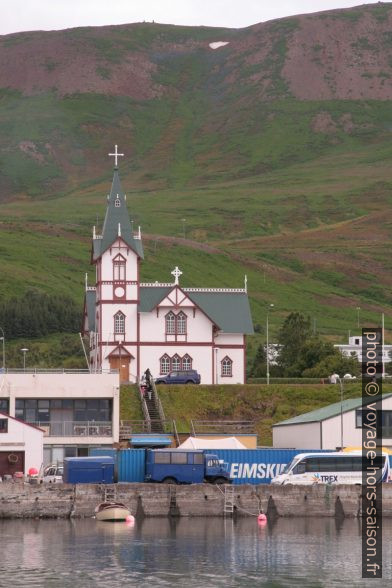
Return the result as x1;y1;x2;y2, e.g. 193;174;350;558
178;436;247;450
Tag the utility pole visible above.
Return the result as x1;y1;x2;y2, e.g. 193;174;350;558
266;304;274;385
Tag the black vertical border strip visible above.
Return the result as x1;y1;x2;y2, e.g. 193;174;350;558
361;327;382;579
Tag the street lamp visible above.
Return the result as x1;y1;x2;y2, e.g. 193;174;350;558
266;304;274;385
337;376;344;449
20;348;28;371
356;306;361;329
0;327;5;370
181;218;186;240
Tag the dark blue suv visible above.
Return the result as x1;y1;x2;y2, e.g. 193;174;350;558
155;370;201;385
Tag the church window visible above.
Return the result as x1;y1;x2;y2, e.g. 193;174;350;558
172;354;181;371
115;198;121;208
221;356;233;377
177;312;187;335
160;355;170;375
114;311;125;334
113;255;126;281
166;312;176;335
182;354;192;371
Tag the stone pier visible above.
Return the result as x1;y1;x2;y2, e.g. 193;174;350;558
0;483;390;519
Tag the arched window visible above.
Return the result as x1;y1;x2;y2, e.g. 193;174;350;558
114;312;125;334
172;354;181;371
182;354;192;371
177;312;187;335
160;355;170;375
113;255;126;281
166;312;176;335
221;356;233;377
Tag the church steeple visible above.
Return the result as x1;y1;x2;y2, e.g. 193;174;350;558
92;147;143;261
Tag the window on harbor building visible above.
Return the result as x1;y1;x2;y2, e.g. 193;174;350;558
182;354;192;370
15;399;112;423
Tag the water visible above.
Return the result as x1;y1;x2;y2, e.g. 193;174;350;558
0;517;391;587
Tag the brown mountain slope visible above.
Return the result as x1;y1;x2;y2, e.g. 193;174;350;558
0;3;392;101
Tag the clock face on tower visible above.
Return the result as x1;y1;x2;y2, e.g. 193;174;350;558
114;286;125;298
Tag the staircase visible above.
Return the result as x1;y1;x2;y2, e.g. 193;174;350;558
144;395;163;432
140;373;166;433
223;485;235;516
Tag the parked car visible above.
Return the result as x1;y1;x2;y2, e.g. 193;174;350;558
155;370;201;385
41;464;63;483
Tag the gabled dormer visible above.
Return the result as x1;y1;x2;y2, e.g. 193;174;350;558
92;163;143;262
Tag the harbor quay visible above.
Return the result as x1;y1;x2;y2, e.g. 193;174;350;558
0;482;390;519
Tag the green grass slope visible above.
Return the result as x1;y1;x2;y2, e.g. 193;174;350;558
1;5;392;363
120;383;392;446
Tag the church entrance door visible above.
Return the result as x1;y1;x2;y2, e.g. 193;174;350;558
109;356;130;383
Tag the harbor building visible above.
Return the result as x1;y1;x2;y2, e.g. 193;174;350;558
0;372;119;465
273;393;392;450
82;147;253;384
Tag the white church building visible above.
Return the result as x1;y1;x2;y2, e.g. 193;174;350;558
82;148;253;384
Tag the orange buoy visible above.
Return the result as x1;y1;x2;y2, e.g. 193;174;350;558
125;514;135;525
257;513;267;523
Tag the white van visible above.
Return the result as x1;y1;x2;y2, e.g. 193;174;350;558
271;452;390;485
42;464;63;483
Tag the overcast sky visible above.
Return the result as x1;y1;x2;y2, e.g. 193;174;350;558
0;0;389;35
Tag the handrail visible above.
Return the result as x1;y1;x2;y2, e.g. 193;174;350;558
191;420;255;434
1;368;116;374
151;377;166;423
172;419;180;446
29;420;112;437
138;384;151;432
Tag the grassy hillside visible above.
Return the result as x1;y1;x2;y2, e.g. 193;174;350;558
1;4;392;363
120;383;392;446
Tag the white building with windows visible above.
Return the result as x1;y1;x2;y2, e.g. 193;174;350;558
82;151;253;384
0;372;119;465
335;335;392;365
273;393;392;450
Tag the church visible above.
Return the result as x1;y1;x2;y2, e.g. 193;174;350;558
82;147;253;384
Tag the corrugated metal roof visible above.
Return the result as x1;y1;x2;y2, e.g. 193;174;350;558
274;393;392;427
187;291;254;334
138;287;254;334
93;169;143;260
131;435;172;446
139;287;171;312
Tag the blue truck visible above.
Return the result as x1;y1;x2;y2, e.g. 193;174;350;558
144;449;232;484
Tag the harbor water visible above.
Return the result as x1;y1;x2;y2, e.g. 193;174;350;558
0;517;391;587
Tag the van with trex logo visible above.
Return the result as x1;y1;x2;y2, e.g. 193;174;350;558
271;452;390;485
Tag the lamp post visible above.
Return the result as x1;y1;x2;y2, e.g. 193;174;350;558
356;306;361;329
337;376;344;449
20;348;28;371
266;304;274;385
181;218;186;240
0;327;5;370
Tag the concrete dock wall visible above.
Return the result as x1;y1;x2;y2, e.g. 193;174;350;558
0;483;391;519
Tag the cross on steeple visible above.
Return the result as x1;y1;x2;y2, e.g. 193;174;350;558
171;266;183;286
108;144;124;168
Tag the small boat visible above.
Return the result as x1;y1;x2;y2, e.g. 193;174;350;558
95;502;131;522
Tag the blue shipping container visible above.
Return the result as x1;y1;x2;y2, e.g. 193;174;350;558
63;456;115;484
91;448;331;485
91;448;146;483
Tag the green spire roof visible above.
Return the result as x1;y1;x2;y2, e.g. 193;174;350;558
92;168;144;260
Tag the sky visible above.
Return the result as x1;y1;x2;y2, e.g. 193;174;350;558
0;0;390;35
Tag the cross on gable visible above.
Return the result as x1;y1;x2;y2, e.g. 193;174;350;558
171;266;183;286
108;144;124;168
